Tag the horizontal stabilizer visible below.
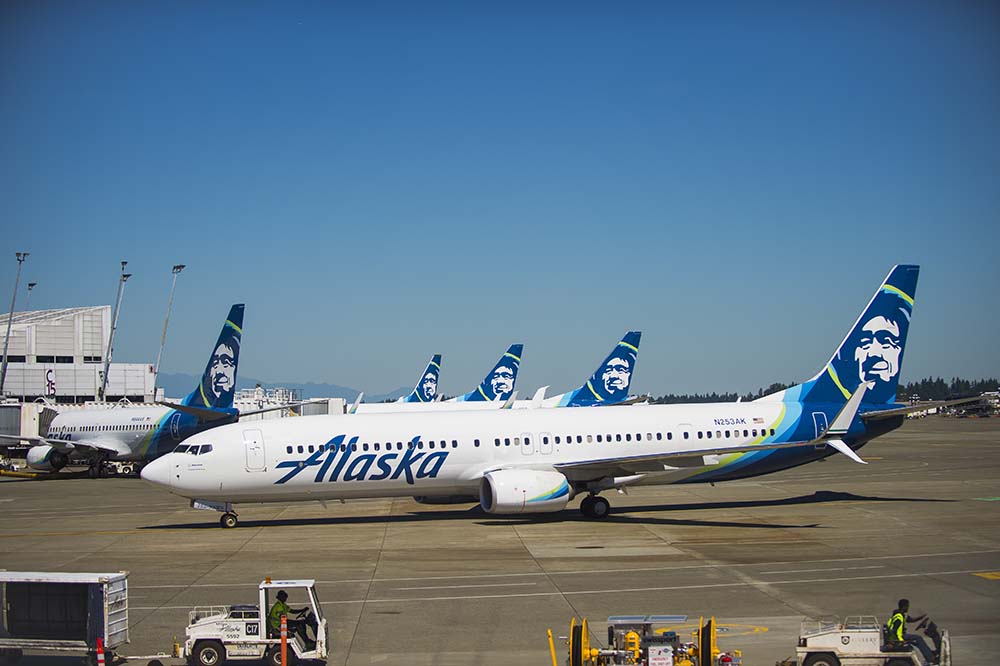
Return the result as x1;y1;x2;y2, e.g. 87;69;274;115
158;401;233;423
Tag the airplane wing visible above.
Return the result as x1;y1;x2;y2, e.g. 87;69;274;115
0;434;131;457
860;396;983;421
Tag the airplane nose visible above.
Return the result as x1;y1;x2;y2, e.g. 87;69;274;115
140;457;172;488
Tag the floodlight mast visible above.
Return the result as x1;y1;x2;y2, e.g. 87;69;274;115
0;252;29;396
154;264;185;383
99;261;132;402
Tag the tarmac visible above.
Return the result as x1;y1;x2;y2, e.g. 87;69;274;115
1;416;998;665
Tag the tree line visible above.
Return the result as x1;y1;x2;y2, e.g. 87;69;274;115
650;378;998;404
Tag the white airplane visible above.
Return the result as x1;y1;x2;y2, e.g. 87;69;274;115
1;305;291;477
142;266;951;527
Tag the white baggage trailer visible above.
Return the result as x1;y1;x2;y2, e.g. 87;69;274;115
0;571;128;663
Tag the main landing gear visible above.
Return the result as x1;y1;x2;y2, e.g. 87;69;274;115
220;512;239;529
580;494;610;519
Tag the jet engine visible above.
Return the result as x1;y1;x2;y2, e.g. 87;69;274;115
479;469;574;514
26;445;69;472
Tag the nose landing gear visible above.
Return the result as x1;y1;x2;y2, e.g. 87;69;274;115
220;512;239;528
580;494;610;519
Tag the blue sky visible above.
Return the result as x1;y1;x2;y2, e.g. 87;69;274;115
2;2;998;397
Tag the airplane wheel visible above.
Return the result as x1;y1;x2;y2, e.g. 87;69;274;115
580;496;595;517
220;513;238;529
88;466;99;479
120;465;133;476
590;496;611;519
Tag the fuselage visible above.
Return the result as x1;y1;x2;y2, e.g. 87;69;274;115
142;399;896;504
47;405;238;462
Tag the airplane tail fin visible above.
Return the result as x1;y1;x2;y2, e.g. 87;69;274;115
763;265;919;406
402;354;442;403
454;344;524;402
558;331;641;407
182;304;245;410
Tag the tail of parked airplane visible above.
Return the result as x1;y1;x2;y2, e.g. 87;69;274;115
402;354;442;403
552;331;641;407
182;304;245;410
759;265;919;406
452;344;524;402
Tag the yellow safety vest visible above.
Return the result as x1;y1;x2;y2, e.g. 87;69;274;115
269;600;291;632
886;611;905;642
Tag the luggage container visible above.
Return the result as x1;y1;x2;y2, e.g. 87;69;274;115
0;571;128;662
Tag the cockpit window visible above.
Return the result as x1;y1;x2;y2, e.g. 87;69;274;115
200;444;213;454
173;444;190;454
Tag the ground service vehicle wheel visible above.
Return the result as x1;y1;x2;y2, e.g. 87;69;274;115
266;646;283;666
194;641;225;666
220;513;238;528
802;653;841;666
590;496;610;519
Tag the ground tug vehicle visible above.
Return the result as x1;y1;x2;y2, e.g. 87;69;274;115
181;579;327;666
554;615;743;666
785;616;950;666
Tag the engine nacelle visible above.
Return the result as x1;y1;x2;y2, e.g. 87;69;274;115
479;469;573;514
26;445;68;472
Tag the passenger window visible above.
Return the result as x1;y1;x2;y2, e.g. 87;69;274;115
308;445;315;453
474;439;480;447
504;438;510;446
514;437;520;446
286;446;292;454
725;430;730;438
587;435;593;443
452;440;458;448
596;435;602;443
297;445;304;453
363;443;370;451
543;436;549;444
554;436;561;444
707;431;713;439
716;431;722;438
625;434;632;442
667;432;673;440
655;432;662;441
374;444;380;451
494;438;500;447
524;437;530;445
752;429;758;437
616;434;622;442
770;429;775;436
697;432;703;439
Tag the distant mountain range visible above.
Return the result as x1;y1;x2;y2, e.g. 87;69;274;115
156;373;409;403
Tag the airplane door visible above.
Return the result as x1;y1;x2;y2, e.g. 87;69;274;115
540;432;553;455
520;432;534;456
812;412;829;450
244;429;266;472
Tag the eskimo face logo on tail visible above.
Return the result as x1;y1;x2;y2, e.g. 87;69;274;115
832;289;911;404
420;372;438;402
488;364;516;400
601;355;632;398
274;435;449;485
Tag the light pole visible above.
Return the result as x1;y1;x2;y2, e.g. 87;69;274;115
0;252;29;396
99;261;132;402
154;264;185;381
25;282;37;311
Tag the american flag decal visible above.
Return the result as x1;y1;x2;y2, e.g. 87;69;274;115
753;417;765;424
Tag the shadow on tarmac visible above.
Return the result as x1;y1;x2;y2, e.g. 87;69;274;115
142;490;947;531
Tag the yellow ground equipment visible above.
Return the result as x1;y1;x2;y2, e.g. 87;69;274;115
555;615;743;666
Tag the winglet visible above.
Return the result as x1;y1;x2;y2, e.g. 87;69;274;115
819;381;871;463
348;392;364;415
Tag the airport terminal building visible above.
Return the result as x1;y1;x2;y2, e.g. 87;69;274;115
0;306;154;404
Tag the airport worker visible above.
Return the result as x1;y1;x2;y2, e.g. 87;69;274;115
268;590;309;639
886;598;936;664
